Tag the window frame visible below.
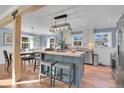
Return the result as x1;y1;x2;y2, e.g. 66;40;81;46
49;37;55;48
21;36;31;49
72;34;82;47
95;31;112;48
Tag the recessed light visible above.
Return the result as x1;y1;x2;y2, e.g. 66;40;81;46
83;24;87;26
107;18;111;21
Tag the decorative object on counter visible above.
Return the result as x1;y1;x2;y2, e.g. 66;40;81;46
45;48;54;51
44;48;54;51
87;43;94;49
71;49;76;53
50;14;72;32
56;39;65;50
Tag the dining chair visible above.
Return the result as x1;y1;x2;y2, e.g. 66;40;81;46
3;50;11;71
21;55;35;66
33;53;40;71
21;49;35;66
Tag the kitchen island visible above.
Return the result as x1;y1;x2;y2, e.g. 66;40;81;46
40;50;85;88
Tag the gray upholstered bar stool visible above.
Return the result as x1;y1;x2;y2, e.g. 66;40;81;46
37;54;57;87
52;55;75;88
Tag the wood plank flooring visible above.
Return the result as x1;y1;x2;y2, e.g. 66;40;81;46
0;63;116;88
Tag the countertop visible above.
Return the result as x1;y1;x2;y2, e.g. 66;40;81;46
41;50;85;57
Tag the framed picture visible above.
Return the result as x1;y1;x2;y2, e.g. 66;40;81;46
4;33;12;45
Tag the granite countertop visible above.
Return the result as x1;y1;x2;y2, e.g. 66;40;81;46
42;50;85;57
75;48;93;53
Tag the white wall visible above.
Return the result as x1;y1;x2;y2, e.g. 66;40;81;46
0;47;12;64
94;48;116;65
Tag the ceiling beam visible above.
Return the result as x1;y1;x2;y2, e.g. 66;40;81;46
0;5;45;28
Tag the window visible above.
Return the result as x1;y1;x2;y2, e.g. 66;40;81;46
49;38;55;48
34;37;40;48
95;32;112;48
21;37;30;49
72;34;82;47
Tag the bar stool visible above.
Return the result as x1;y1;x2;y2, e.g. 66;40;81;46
52;56;75;88
38;54;57;87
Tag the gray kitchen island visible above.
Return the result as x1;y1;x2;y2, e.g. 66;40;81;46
40;50;85;88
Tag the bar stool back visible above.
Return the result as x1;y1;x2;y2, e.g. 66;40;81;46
38;53;57;87
52;55;75;88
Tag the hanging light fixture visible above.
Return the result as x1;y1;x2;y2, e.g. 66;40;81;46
30;26;38;37
50;14;72;33
30;26;34;36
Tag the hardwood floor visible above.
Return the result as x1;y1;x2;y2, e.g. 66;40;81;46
0;62;116;88
82;64;116;88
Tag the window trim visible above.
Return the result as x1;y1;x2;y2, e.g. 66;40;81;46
95;31;112;48
72;34;83;47
21;35;32;49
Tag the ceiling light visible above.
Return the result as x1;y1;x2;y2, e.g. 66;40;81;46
83;24;87;26
50;14;72;33
107;18;111;21
30;26;37;37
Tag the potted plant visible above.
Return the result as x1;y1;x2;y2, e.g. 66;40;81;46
56;39;65;50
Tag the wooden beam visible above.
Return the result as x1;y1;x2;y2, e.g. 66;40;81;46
12;15;22;82
0;5;45;28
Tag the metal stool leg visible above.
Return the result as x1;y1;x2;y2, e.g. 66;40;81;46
73;65;76;85
33;59;37;71
53;67;56;87
50;65;53;87
39;65;43;83
69;68;72;88
47;66;49;76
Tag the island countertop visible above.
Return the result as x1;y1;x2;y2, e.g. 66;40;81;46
41;50;85;57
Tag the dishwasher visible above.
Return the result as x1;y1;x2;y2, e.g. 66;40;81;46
84;51;93;64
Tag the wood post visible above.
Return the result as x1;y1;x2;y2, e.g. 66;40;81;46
12;15;22;83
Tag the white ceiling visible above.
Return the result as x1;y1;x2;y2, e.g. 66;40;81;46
0;5;13;18
1;5;124;35
0;5;19;20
